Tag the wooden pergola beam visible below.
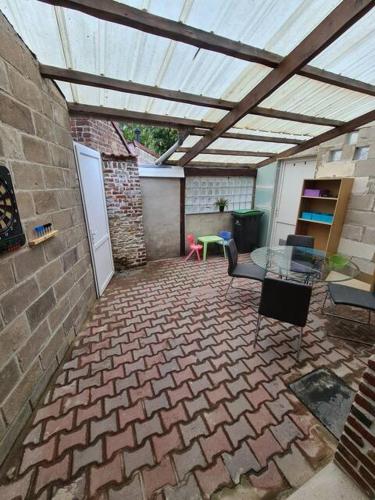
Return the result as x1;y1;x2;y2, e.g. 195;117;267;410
167;161;258;168
191;128;306;145
255;109;375;169
177;148;273;157
38;0;375;97
67;103;216;129
41;65;343;128
40;65;234;111
179;0;373;165
250;107;343;127
184;167;257;177
67;102;309;146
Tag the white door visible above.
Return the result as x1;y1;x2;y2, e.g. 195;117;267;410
74;142;114;297
270;158;316;246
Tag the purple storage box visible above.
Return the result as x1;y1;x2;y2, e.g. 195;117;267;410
304;188;321;197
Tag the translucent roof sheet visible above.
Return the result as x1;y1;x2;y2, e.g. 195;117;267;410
1;0;374;167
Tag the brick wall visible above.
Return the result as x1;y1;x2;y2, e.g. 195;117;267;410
335;354;375;497
70;118;136;157
315;126;375;281
0;13;96;464
103;157;146;269
71;118;147;269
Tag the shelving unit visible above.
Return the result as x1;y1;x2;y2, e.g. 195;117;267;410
29;230;58;247
295;178;353;252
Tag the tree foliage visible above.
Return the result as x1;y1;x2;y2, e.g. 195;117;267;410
121;123;178;156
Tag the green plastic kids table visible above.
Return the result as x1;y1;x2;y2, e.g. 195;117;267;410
197;235;226;261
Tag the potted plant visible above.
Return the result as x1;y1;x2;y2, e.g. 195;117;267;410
214;197;229;213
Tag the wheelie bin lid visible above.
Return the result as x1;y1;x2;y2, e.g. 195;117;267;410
232;209;264;217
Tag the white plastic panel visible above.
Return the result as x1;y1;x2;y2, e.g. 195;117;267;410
1;0;373;166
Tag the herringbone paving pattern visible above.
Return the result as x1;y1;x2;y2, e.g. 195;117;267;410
0;255;372;499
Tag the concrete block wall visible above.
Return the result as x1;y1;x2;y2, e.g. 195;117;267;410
0;13;96;464
71;118;147;269
335;354;375;498
315;126;375;280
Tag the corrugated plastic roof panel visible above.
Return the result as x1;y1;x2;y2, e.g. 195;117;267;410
0;0;374;166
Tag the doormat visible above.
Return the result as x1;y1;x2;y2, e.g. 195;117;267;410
288;368;355;439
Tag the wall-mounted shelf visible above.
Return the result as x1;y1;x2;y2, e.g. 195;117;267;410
298;218;332;226
29;230;58;247
301;196;338;201
295;177;353;252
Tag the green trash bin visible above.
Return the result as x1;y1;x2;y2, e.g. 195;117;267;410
232;209;264;253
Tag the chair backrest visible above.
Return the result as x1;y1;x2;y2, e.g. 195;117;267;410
259;277;312;327
187;233;195;246
227;239;238;275
286;234;314;248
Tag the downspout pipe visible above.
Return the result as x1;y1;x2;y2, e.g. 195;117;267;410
154;129;190;165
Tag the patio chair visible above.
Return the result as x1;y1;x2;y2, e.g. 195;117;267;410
286;234;315;248
254;277;312;359
322;283;375;345
284;234;316;283
226;239;265;300
185;233;203;262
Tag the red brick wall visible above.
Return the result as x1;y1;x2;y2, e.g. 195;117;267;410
71;118;146;269
335;353;375;497
70;118;135;158
102;157;146;269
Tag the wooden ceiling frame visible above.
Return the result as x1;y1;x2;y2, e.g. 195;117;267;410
41;65;344;127
168;161;258;169
176;148;273;157
38;0;375;97
39;0;375;166
255;109;375;168
67;102;217;130
178;0;374;166
67;103;307;150
190;128;305;145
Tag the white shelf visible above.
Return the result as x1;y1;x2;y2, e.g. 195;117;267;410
298;218;332;226
301;196;338;200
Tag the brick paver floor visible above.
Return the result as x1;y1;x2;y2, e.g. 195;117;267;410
0;255;372;499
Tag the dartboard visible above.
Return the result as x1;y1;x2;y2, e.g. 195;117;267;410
0;165;25;252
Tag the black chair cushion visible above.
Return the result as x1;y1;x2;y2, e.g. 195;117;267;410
286;234;314;248
259;277;312;327
232;263;266;281
328;283;375;312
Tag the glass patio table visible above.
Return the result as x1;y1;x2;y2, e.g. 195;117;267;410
251;245;360;283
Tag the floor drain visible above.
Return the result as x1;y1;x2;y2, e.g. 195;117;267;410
289;368;355;439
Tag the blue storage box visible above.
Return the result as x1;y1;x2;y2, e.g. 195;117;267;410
310;212;333;223
320;213;334;223
301;211;313;220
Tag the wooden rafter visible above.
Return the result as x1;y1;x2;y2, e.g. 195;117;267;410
167;161;257;168
191;128;305;145
255;109;375;169
41;65;343;127
184;167;257;177
176;148;273;157
67;103;216;129
179;0;374;165
38;0;375;97
67;103;309;146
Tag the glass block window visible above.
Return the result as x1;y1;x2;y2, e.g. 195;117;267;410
185;176;254;214
328;149;342;162
354;146;369;160
346;131;358;145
